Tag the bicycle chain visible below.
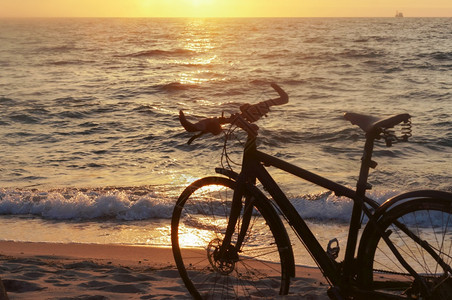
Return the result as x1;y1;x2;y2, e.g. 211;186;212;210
373;268;410;276
373;268;440;279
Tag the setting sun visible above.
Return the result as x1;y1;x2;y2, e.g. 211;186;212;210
190;0;213;6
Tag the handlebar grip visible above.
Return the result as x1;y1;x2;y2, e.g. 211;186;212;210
269;83;289;106
240;83;289;122
179;110;222;135
179;83;288;142
179;110;199;132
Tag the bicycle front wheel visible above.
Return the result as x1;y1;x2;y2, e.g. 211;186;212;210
358;197;452;299
171;176;293;299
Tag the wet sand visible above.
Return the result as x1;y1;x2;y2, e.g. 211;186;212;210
0;241;329;299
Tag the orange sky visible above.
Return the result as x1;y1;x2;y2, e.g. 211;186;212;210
1;0;451;18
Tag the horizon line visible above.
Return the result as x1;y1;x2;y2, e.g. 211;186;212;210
1;16;451;19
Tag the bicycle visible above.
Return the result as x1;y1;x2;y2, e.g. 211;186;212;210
171;83;452;299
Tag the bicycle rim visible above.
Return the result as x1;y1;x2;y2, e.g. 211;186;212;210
171;176;292;299
359;198;452;299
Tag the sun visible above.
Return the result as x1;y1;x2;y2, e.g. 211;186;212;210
190;0;213;6
137;0;225;18
182;0;217;17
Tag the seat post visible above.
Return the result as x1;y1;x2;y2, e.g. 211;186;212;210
342;132;378;281
356;132;378;195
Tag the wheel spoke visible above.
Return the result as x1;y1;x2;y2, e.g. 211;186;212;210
360;197;452;299
172;177;292;298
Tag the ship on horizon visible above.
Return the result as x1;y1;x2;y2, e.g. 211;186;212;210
395;11;404;17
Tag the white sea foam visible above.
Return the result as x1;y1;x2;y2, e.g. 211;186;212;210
0;187;402;223
0;188;173;220
291;190;400;223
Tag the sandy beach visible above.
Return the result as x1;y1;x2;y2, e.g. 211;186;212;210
0;241;329;299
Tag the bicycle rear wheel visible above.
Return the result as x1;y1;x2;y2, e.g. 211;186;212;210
358;197;452;299
171;176;294;299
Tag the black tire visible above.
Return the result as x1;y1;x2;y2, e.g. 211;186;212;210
358;197;452;299
171;176;294;299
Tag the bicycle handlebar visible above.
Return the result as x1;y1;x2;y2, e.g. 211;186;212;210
179;83;289;144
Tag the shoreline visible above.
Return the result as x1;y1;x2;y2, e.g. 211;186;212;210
0;241;174;269
0;241;329;299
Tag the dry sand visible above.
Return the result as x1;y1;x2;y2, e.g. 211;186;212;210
0;241;329;299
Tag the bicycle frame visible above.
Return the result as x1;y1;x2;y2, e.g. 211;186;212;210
222;132;415;291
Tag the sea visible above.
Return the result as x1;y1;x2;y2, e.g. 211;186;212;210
0;18;451;266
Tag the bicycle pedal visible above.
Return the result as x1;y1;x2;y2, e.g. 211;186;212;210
327;238;340;260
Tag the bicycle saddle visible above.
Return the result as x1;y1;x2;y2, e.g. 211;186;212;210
344;112;411;133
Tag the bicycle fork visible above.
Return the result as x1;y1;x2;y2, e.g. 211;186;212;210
219;140;259;262
217;178;253;263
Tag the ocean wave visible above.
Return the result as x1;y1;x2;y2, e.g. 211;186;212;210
353;36;397;43
431;51;452;61
416;51;452;61
293;51;338;62
54;110;88;119
259;127;359;148
36;45;78;53
250;79;275;86
0;97;15;104
8;113;40;124
340;48;387;59
291;190;398;223
130;105;172;118
53;96;97;105
436;137;452;148
48;59;94;66
0;187;403;223
0;187;174;221
158;82;200;92
119;49;195;58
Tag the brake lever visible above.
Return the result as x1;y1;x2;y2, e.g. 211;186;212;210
187;132;204;145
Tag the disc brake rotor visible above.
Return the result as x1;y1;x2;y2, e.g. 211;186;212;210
207;238;239;275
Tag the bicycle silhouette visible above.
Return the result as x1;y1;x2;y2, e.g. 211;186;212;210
171;84;451;299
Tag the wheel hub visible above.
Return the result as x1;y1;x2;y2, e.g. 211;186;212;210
207;238;239;275
404;275;452;298
430;275;452;298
